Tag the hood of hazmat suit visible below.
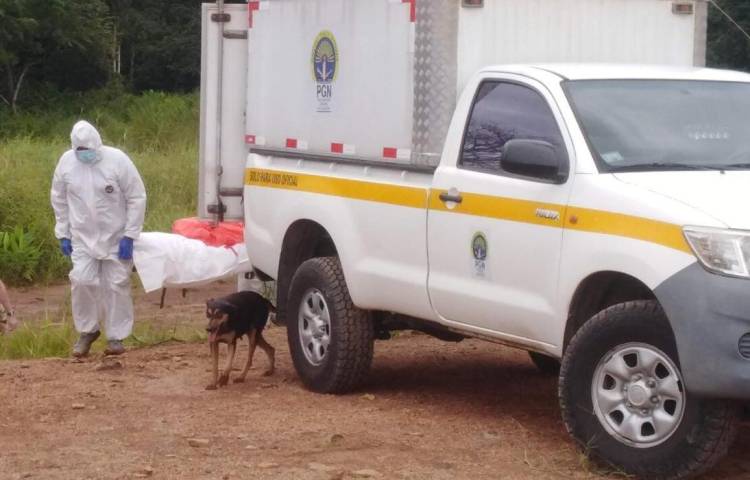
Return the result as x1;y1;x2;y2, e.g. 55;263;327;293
70;119;103;161
50;121;147;259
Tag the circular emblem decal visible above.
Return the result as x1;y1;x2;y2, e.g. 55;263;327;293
311;31;338;83
472;232;488;261
105;185;114;194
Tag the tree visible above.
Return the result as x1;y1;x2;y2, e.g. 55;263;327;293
0;0;36;112
106;0;244;93
0;0;112;113
105;0;202;92
707;1;750;72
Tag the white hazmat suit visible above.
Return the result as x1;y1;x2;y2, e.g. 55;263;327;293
51;121;147;340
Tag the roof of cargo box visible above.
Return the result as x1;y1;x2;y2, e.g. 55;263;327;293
482;64;750;82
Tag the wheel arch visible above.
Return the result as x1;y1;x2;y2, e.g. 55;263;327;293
276;219;339;326
563;271;674;353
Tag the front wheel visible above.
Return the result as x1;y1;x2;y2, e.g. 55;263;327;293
287;257;374;393
559;300;739;480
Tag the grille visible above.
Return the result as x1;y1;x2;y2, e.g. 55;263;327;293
740;333;750;360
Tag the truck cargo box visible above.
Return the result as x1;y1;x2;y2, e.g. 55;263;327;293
244;0;706;166
199;0;707;218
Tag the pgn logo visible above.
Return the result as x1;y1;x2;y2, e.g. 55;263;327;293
311;31;338;113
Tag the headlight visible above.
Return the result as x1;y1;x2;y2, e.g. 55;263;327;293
683;226;750;278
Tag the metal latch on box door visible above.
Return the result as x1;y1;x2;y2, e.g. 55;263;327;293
207;187;243;213
210;13;231;22
223;30;247;40
207;203;226;215
219;188;243;197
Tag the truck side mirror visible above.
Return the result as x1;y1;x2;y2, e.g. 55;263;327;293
501;139;567;183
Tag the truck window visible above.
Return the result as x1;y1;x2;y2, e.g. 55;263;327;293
460;81;565;175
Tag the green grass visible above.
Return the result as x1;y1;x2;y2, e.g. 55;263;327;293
0;288;207;360
0;89;199;285
0;284;207;360
0;319;207;360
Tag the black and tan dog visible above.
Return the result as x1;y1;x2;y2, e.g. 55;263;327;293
204;291;275;390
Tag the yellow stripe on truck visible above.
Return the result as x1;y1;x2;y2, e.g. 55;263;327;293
565;206;690;254
245;168;428;209
245;168;691;254
427;190;690;253
427;190;565;228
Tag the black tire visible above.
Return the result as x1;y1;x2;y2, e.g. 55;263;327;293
528;351;561;376
560;300;739;480
287;257;374;393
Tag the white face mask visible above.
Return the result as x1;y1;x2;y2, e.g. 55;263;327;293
76;149;97;164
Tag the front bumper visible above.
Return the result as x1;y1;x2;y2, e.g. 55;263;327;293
655;263;750;400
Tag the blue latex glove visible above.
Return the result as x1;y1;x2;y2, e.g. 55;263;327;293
118;237;134;261
60;238;72;257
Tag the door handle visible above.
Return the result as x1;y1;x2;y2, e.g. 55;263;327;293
439;191;463;204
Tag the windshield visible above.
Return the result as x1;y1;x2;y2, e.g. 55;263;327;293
565;80;750;172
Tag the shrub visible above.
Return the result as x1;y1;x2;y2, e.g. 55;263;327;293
0;227;43;284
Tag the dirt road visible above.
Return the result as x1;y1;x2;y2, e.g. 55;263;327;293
1;284;748;480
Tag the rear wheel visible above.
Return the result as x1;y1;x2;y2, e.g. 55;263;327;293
287;257;374;393
559;300;739;480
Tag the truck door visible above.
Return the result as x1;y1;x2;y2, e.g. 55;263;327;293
198;3;248;220
427;75;573;346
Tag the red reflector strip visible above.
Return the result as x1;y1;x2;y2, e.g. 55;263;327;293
245;135;265;146
331;143;356;155
285;139;308;150
248;1;258;28
390;0;416;22
248;1;269;28
404;0;416;22
383;147;411;160
383;147;398;159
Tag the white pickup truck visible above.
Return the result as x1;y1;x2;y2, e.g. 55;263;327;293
200;1;749;478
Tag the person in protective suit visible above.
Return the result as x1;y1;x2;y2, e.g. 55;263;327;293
51;120;147;357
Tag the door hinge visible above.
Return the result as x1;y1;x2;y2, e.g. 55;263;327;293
211;13;231;22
